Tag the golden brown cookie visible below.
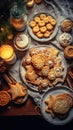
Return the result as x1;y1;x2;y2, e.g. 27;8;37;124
25;70;38;82
45;59;54;68
29;47;38;56
33;25;40;33
41;78;49;88
54;66;63;78
31;53;45;69
45;93;73;118
8;83;26;101
25;56;31;65
29;20;36;28
53;78;63;86
47;15;53;20
36;31;43;38
34;16;40;23
41;66;50;77
50;18;57;26
49;47;59;57
24;65;34;72
48;71;56;81
44;16;51;24
38;20;45;27
40;14;46;20
40;26;47;33
44;31;52;38
0;91;11;107
46;23;53;30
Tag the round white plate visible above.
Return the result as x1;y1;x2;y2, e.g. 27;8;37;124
19;45;67;92
41;86;73;125
27;12;58;42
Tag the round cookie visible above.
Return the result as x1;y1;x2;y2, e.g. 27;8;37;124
44;31;52;38
61;19;73;32
44;16;51;24
46;23;53;30
36;31;43;38
33;25;40;33
59;32;72;48
38;20;45;27
0;91;11;107
40;14;46;20
41;79;49;88
40;26;47;33
34;16;40;23
47;15;53;20
29;20;36;28
50;18;57;26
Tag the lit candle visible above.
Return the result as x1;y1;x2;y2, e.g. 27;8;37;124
26;0;34;8
0;45;17;65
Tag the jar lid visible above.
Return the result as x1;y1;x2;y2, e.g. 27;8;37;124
10;4;25;19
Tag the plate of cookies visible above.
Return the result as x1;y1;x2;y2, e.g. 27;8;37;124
2;73;28;105
41;86;73;125
27;12;58;42
19;45;67;92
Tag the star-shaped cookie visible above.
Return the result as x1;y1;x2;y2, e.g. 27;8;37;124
8;82;27;100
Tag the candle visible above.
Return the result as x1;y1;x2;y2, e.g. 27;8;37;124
0;45;17;65
26;0;34;8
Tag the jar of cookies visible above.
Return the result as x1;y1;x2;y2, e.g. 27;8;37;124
10;3;27;31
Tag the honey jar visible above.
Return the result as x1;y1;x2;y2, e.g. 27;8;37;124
10;4;27;31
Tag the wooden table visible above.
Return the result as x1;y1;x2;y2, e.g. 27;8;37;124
0;0;73;122
0;78;40;116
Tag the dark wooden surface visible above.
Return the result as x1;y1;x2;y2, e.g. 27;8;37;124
0;115;73;130
0;97;39;116
0;79;40;116
0;2;73;129
0;74;72;116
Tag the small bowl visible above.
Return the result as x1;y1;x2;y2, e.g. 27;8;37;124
61;18;73;32
64;45;73;59
59;32;72;48
14;33;31;52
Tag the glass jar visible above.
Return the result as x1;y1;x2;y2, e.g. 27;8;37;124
0;44;17;65
10;4;27;31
